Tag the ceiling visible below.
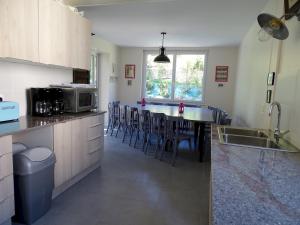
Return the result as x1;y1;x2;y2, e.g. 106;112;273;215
65;0;175;7
71;0;269;47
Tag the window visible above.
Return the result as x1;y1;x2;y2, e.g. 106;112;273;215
90;53;98;85
143;51;206;102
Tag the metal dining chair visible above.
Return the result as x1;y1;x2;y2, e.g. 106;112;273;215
115;105;129;137
110;101;121;136
122;107;139;145
144;112;166;156
133;110;151;149
106;102;113;134
160;116;192;166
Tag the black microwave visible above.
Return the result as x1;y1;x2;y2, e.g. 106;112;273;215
62;87;97;113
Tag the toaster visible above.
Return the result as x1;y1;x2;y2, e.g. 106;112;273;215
0;101;19;122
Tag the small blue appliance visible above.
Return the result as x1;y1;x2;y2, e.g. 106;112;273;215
0;101;19;122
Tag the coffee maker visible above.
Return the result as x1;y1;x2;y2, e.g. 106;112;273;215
50;88;64;115
28;88;64;116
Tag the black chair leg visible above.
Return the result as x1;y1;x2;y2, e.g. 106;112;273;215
159;139;167;160
115;123;121;137
110;121;116;136
188;139;192;151
106;120;111;134
122;126;128;143
142;132;148;152
144;134;151;155
134;130;140;148
129;127;134;146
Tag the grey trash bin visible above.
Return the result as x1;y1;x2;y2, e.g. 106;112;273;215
13;147;56;225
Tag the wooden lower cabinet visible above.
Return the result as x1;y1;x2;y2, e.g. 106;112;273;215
71;117;89;177
0;135;14;225
53;115;104;189
53;121;72;188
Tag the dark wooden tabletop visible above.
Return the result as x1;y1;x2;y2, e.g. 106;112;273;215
127;104;214;123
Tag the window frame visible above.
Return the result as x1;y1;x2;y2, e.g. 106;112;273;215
142;50;208;104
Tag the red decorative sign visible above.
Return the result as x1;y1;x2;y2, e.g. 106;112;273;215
215;66;229;82
125;64;136;79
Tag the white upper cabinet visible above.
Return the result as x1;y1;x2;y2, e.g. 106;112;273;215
0;0;39;62
39;0;72;67
0;0;91;70
75;15;92;70
39;0;91;69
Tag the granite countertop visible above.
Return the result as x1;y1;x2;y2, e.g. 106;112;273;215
211;125;300;225
0;111;106;137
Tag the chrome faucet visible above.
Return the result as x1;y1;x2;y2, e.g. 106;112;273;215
268;101;282;142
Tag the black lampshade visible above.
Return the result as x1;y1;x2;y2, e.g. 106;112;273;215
257;13;289;40
154;47;170;63
154;32;170;63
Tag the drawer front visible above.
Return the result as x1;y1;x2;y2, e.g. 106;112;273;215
0;153;13;179
0;175;14;202
88;137;104;154
0;196;14;225
0;136;12;156
88;149;102;166
88;125;104;140
89;115;104;127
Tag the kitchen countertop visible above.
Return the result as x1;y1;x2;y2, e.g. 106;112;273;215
0;111;106;137
211;125;300;225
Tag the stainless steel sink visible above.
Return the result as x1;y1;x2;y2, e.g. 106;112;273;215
221;134;280;149
217;126;300;152
220;127;268;138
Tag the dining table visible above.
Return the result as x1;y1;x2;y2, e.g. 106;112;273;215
128;104;215;162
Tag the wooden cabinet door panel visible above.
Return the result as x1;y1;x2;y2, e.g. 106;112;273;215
39;0;71;67
75;16;92;70
53;122;72;188
0;0;39;61
71;118;88;176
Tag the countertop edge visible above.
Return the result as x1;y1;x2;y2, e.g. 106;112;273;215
0;111;106;137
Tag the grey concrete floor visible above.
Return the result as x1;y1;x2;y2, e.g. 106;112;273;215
31;134;210;225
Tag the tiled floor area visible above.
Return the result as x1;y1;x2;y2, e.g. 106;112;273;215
31;134;210;225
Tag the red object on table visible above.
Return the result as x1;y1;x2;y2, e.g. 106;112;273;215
141;98;146;106
178;102;184;113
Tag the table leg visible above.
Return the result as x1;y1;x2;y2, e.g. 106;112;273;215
194;122;199;148
198;123;205;162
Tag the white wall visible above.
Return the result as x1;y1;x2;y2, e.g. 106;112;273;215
118;47;143;105
0;61;72;116
233;0;281;128
118;46;238;115
233;0;300;147
92;36;120;113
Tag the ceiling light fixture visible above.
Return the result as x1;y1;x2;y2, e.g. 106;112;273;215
154;32;170;63
257;13;289;41
257;9;300;42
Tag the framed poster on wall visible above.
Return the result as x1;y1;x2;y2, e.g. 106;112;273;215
125;64;136;79
215;66;229;82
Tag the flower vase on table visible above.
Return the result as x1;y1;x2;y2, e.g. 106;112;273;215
141;98;146;106
178;102;184;114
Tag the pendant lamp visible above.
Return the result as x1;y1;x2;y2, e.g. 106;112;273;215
154;32;170;63
257;13;289;41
